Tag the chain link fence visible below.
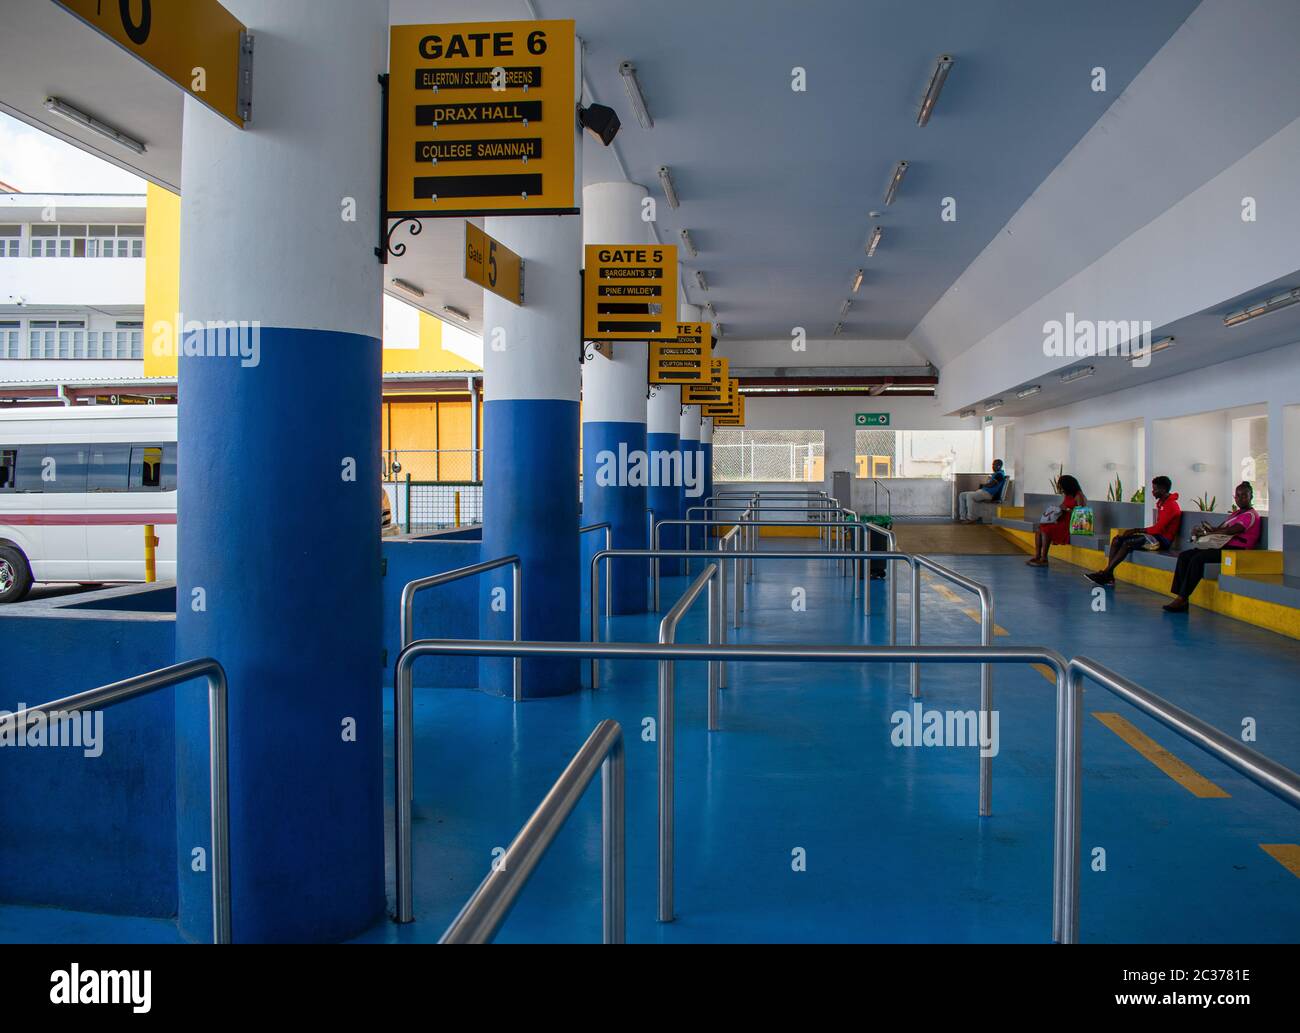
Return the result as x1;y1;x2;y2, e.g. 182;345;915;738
398;479;483;532
383;449;480;483
713;429;824;482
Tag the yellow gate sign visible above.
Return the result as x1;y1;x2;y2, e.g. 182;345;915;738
387;21;576;216
583;244;678;340
682;357;729;404
53;0;250;127
701;377;740;416
649;322;712;385
713;395;746;426
464;222;523;304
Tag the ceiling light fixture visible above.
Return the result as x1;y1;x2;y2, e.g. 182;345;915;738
865;226;883;257
680;229;698;257
839;299;852;317
443;304;470;321
1129;335;1175;362
1016;384;1042;399
1059;365;1095;384
715;322;724;337
1223;287;1300;327
695;270;708;292
916;55;955;127
619;61;653;129
833;322;844;336
883;161;909;206
43;96;146;155
984;399;1004;412
851;269;864;292
657;165;679;208
392;278;425;298
959;408;977;418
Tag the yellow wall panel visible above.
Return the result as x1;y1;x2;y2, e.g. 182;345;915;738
143;183;181;379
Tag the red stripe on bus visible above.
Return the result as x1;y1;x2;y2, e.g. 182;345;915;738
0;513;177;526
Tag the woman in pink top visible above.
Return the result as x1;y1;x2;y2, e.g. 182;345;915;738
1164;481;1260;612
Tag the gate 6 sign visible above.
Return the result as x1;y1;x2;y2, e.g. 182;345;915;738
387;21;577;216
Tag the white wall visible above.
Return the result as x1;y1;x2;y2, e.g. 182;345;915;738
0;256;144;307
1074;418;1143;502
1022;427;1070;495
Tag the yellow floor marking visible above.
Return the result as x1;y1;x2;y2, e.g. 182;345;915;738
959;608;1010;636
1259;844;1300;878
1032;664;1057;683
1092;712;1230;798
931;584;963;603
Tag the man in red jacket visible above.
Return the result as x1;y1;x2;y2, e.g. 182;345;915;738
1086;476;1181;587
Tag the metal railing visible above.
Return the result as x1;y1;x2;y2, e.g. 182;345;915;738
437;720;626;943
872;479;892;519
0;659;231;944
401;556;522;701
579;522;613;620
1058;657;1300;944
657;565;721;921
393;638;1069;929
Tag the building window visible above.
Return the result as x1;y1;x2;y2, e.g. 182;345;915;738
26;223;143;258
0;225;20;257
855;429;982;479
714;429;825;483
0;320;20;359
27;319;86;359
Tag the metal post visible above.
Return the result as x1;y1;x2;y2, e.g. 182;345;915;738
604;525;612;620
396;649;414;922
717;545;728;688
602;735;626;944
652;519;660;611
707;575;719;729
590;558;601;690
144;523;158;583
512;561;523;703
888;541;897;647
1055;665;1082;944
657;649;674;922
978;590;994;816
910;561;921;698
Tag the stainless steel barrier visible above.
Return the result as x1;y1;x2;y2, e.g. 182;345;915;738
873;479;892;520
393;638;1069;929
579;522;614;619
657;564;721;922
438;719;626;943
909;555;996;816
1058;657;1300;944
401;555;523;702
0;659;231;944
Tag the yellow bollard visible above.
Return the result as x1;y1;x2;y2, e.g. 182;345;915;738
144;523;159;583
454;491;461;528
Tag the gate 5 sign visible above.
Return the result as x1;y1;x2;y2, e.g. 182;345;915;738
583;245;679;340
52;0;251;126
387;21;576;216
464;223;522;304
649;322;712;385
682;357;729;404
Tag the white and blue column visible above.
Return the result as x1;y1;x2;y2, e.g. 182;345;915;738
646;379;681;576
582;181;651;613
480;214;582;697
681;402;703;550
701;414;715;539
174;0;387;943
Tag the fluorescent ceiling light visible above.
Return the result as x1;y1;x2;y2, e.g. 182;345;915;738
1129;335;1175;362
1016;384;1041;399
715;322;724;337
959;408;977;418
704;302;717;319
1059;365;1095;384
619;61;653;129
695;270;708;292
393;278;425;299
43;96;146;155
443;304;470;321
680;229;698;257
917;55;955;127
1223;287;1300;327
839;299;852;317
984;399;1004;412
657;166;679;208
851;269;864;293
833;322;843;336
883;161;909;206
865;226;883;257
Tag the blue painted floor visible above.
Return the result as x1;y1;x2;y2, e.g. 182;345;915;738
5;542;1299;943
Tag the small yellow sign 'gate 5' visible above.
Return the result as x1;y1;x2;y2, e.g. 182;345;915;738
464;223;523;304
52;0;251;127
649;322;712;385
583;245;679;340
387;21;576;216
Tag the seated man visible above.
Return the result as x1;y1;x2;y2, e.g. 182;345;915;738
1086;476;1180;586
957;459;1007;523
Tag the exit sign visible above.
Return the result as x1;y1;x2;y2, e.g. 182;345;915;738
855;412;889;427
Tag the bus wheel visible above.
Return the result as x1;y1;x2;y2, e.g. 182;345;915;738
0;546;33;604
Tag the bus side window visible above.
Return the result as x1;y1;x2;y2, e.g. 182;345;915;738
161;443;177;491
0;449;15;490
129;445;164;491
88;444;131;492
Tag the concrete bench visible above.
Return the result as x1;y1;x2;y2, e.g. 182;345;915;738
959;479;1013;523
